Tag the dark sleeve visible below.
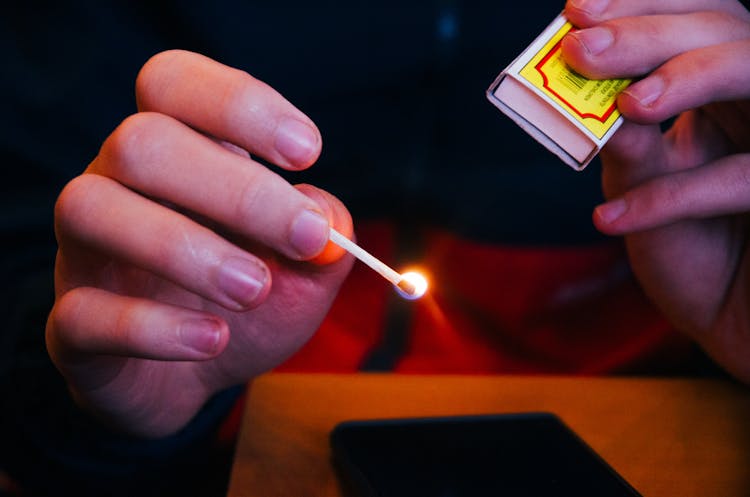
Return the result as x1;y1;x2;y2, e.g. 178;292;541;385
2;333;243;497
0;220;243;497
0;5;250;492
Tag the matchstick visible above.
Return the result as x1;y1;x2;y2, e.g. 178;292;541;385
328;227;420;297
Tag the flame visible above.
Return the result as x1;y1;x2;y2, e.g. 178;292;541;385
395;270;429;300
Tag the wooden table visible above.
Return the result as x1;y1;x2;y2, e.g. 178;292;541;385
226;373;750;497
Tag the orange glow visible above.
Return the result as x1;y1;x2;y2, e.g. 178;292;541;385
396;269;429;300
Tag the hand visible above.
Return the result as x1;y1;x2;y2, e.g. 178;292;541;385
45;50;354;437
562;1;750;381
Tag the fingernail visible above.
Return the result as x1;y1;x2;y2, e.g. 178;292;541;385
217;257;267;308
180;319;221;354
623;76;664;107
289;209;329;259
570;0;610;17
574;27;614;56
274;118;319;165
596;198;627;224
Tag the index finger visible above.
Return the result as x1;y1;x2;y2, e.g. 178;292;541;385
560;11;750;79
565;0;750;26
135;50;321;170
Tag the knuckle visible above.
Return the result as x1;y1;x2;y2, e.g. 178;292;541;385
135;49;188;110
656;174;687;211
112;299;143;350
50;288;148;355
629;174;685;223
729;160;750;195
54;175;103;234
152;219;200;271
100;112;172;182
233;168;272;226
216;68;264;128
48;288;89;350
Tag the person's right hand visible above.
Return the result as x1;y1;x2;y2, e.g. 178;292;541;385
45;50;355;438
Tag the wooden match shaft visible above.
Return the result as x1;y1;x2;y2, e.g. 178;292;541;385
328;228;402;285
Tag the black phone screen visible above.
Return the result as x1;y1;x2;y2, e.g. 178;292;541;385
330;412;641;497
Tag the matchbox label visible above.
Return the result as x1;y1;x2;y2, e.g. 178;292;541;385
518;21;630;139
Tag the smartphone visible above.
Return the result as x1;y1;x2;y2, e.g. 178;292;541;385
330;412;642;497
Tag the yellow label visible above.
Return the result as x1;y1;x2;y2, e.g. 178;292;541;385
518;21;630;139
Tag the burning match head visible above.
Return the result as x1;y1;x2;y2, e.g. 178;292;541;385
394;271;429;300
397;278;417;295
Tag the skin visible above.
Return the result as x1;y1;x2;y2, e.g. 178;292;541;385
46;50;354;437
562;0;750;382
45;0;750;438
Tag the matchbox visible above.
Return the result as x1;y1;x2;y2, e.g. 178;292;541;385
487;14;630;170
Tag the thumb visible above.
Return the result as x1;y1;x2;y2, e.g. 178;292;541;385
294;183;354;265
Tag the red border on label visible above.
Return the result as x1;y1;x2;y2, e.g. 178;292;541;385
534;42;616;124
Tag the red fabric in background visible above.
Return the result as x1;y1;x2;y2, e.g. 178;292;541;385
278;221;694;375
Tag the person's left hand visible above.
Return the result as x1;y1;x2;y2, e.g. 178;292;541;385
45;51;355;437
562;0;750;382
